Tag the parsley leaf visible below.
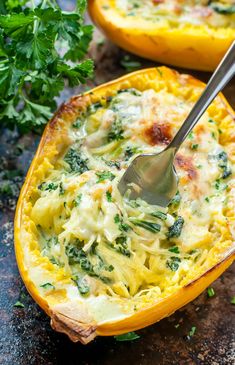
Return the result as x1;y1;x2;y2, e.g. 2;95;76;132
114;332;140;341
0;1;93;132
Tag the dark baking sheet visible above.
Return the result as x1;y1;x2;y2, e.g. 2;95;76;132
0;7;235;364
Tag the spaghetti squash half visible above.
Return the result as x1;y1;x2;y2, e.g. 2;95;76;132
15;67;235;344
88;0;235;71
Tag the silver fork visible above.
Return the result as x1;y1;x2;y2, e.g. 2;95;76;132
118;41;235;207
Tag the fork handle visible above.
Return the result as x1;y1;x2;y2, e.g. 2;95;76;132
169;41;235;151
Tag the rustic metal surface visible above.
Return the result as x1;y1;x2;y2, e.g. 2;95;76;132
0;6;235;364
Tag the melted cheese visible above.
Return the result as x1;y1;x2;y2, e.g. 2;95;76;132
30;87;235;309
116;0;235;28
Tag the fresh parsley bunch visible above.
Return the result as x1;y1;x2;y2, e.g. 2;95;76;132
0;0;93;132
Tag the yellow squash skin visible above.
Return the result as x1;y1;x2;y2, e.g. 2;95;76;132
14;67;235;343
88;0;235;71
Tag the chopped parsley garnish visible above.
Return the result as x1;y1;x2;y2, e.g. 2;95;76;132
114;332;140;341
64;148;89;174
13;301;25;308
167;217;184;238
132;219;161;233
230;296;235;305
104;159;121;170
106;191;112;202
188;131;194;140
188;326;196;337
205;197;210;203
208;118;215;124
166;257;181;271
151;211;167;220
40;283;55;290
96;171;115;183
120;55;141;72
207;287;215;298
73;193;82;207
191;144;199;150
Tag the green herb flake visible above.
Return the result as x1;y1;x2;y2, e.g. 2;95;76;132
13;301;25;308
40;283;55;290
106;191;112;202
120;55;141;72
205;197;210;203
168;191;181;209
189;326;196;337
114;331;140;342
208;118;215;124
96;171;115;183
230;296;235;305
207;287;215;298
188;131;194;140
191;144;199;150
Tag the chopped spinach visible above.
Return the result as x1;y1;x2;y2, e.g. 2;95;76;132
214;179;228;191
40;283;55;290
64;148;89;174
96;171;115;183
72;119;82;129
211;3;235;14
216;151;232;179
66;244;111;283
59;182;65;195
108;119;124;141
114;214;130;232
132;219;161;233
106;191;112;202
124;146;140;160
168;191;181;209
104;159;121;170
73;193;82;207
166;257;181;271
73;276;90;295
111;235;131;257
151;211;167;220
38;182;58;192
168;246;180;254
114;331;140;341
167;217;184;238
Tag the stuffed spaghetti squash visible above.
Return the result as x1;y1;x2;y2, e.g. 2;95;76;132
15;67;235;344
88;0;235;71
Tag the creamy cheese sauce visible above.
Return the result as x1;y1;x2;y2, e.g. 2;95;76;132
31;88;234;302
115;0;235;28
